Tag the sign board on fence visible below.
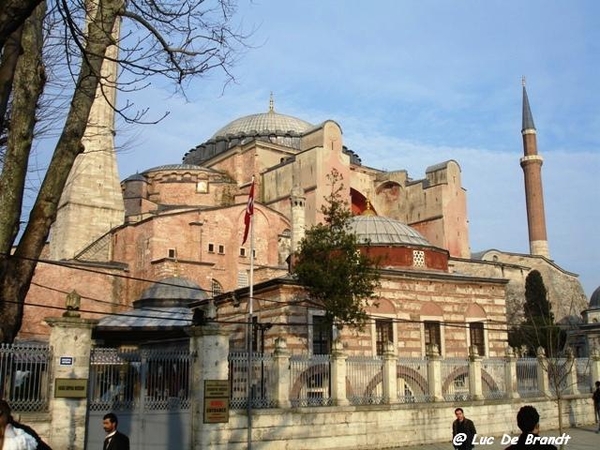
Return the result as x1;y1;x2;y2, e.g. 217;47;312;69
54;378;88;398
204;380;230;423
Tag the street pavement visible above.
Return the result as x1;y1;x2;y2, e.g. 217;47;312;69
389;425;600;450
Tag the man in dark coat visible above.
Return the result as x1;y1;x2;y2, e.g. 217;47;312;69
505;405;557;450
102;413;129;450
593;380;600;433
452;407;477;450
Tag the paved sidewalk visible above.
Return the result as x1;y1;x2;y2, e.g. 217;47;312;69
391;426;599;450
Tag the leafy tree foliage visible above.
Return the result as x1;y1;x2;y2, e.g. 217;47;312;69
293;169;380;331
509;270;563;357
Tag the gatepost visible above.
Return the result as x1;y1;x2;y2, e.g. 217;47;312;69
382;341;397;404
468;346;483;400
426;344;444;402
187;312;230;449
45;291;97;450
504;347;520;399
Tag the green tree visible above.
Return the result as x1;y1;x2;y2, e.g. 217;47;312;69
293;169;380;331
520;270;563;357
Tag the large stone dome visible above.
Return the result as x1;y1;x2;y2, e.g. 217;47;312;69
348;215;431;246
211;110;313;139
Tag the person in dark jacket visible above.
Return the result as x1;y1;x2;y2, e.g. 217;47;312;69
102;413;129;450
593;380;600;433
505;405;557;450
452;407;477;450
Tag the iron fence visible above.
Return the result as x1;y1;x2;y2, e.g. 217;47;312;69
346;356;384;405
482;358;507;399
289;354;332;407
575;358;591;393
0;342;51;412
397;358;429;403
88;347;193;412
441;358;470;401
228;352;277;409
516;358;539;397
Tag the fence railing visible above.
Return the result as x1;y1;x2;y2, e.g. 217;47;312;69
2;341;596;414
441;358;470;401
0;342;51;412
346;356;384;405
482;358;508;399
88;347;194;412
576;358;591;393
397;358;430;403
289;354;332;407
516;358;539;397
228;352;277;409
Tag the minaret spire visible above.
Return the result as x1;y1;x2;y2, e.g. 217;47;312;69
520;79;549;258
49;4;125;260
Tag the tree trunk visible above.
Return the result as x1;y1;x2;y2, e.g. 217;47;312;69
0;25;23;137
0;0;42;49
0;2;45;343
0;0;124;342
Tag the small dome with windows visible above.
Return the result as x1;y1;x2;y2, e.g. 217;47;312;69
348;215;431;246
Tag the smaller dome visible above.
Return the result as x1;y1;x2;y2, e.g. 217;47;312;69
136;277;208;308
348;215;430;246
122;172;147;183
142;164;208;174
590;286;600;309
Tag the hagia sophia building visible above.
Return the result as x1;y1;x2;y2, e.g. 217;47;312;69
19;69;595;357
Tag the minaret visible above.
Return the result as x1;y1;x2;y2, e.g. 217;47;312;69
520;78;549;258
49;10;124;260
290;162;306;253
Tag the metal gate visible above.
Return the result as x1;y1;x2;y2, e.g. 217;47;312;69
86;346;194;450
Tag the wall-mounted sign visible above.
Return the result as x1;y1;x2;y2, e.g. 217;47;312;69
54;378;88;398
204;380;230;423
59;356;73;366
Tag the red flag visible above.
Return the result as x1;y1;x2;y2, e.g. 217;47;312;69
242;179;255;245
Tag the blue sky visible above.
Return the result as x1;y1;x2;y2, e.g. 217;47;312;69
113;0;600;298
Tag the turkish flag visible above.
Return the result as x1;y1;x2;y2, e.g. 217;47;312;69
242;179;255;245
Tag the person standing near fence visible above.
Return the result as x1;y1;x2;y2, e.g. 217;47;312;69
452;407;476;450
0;400;39;450
593;380;600;433
102;413;129;450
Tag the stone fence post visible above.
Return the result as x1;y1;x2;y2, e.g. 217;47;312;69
468;346;483;400
564;348;579;395
536;347;550;397
427;344;444;402
590;348;600;390
330;339;349;406
271;337;291;408
46;311;98;450
504;347;520;399
382;341;397;404
187;317;230;449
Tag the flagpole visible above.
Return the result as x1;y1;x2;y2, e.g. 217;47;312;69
244;176;255;450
